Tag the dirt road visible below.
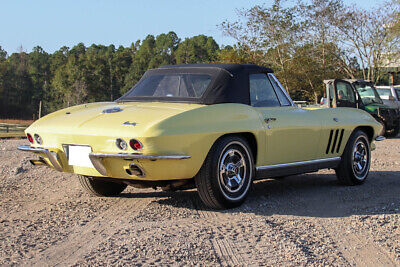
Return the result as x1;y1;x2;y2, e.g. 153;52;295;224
1;138;400;266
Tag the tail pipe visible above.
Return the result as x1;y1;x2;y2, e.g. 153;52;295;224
29;157;48;167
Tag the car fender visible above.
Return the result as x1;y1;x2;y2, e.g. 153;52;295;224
143;103;265;177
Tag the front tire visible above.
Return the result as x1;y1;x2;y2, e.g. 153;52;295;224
335;130;371;185
78;176;127;196
387;122;399;137
195;136;254;209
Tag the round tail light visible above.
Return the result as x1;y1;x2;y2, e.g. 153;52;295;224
116;138;128;150
27;133;33;143
129;139;143;151
34;134;42;145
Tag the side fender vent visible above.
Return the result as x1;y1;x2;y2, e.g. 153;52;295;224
326;129;344;154
326;130;333;154
336;129;345;153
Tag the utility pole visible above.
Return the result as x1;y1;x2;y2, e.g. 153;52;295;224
38;101;42;119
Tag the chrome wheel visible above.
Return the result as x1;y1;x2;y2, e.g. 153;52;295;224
219;149;247;193
351;137;369;180
217;141;253;201
195;136;254;209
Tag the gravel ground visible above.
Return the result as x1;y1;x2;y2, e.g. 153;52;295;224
1;137;400;266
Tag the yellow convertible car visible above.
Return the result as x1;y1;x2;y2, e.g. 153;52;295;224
18;63;383;209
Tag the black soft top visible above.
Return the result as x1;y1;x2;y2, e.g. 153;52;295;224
118;63;273;105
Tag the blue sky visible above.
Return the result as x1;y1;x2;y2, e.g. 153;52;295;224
0;0;386;54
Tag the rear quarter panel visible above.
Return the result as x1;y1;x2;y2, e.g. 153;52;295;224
142;103;265;178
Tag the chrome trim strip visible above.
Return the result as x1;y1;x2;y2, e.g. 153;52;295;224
88;153;191;176
256;157;341;171
375;136;385;141
17;146;63;172
89;153;191;160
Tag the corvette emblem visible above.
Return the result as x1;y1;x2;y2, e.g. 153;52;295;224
123;121;138;126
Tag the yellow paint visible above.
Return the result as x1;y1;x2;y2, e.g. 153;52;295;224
25;101;382;180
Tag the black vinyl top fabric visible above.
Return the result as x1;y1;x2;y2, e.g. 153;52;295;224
118;63;273;105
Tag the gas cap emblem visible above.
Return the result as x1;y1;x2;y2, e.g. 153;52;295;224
102;107;123;113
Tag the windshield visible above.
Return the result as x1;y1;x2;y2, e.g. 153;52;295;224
376;88;393;97
355;84;383;105
395;87;400;99
119;73;212;100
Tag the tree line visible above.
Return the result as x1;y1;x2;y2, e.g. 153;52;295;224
219;0;400;101
0;0;399;119
0;33;220;119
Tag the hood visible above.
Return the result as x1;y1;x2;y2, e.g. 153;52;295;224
381;99;400;109
364;103;395;112
27;102;205;137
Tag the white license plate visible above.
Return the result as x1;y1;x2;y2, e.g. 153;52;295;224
67;145;94;168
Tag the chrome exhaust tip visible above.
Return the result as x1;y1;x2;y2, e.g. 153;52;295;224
126;163;145;177
29;158;48;167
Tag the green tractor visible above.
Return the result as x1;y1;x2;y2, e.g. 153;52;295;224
324;79;400;137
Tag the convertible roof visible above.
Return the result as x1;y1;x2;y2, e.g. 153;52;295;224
125;63;274;105
158;63;273;76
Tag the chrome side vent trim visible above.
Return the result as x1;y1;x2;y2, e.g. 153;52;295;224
326;129;344;154
326;130;333;154
336;129;345;153
331;129;339;154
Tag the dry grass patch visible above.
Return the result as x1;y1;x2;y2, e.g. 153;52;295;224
0;119;34;126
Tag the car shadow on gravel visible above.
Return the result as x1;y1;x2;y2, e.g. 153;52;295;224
119;171;400;218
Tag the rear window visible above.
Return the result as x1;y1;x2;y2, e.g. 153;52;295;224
122;74;212;99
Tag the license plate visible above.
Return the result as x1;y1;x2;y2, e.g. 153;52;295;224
67;145;94;168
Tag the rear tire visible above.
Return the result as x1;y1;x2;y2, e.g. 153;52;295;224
194;136;254;209
78;175;127;196
335;130;371;185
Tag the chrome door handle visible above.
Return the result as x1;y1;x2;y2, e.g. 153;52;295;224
264;118;277;123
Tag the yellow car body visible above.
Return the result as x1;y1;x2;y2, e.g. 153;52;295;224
18;63;383;209
23;101;380;180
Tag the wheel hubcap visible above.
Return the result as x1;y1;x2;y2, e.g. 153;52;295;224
219;149;247;193
352;140;368;177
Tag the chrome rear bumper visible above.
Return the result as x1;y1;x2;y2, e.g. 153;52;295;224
17;146;63;171
18;146;190;176
88;153;190;176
